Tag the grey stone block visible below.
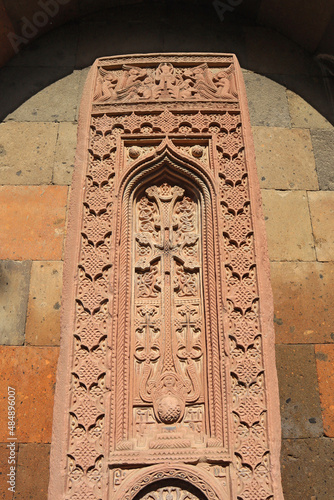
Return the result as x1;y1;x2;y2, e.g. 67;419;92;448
243;71;291;127
311;129;334;190
0;260;31;345
281;438;334;500
276;344;323;438
4;69;81;123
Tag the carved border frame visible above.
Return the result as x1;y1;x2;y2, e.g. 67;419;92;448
48;53;284;500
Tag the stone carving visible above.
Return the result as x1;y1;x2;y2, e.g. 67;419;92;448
94;62;238;103
139;487;201;500
49;54;283;500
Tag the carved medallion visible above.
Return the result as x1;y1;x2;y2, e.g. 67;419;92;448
48;54;284;500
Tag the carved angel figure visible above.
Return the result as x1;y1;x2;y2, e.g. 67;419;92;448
93;67;118;102
212;64;238;99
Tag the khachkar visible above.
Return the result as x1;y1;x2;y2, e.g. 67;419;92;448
48;54;284;500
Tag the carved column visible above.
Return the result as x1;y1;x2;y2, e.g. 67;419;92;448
48;54;284;500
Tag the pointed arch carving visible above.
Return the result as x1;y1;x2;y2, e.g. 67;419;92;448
110;144;228;461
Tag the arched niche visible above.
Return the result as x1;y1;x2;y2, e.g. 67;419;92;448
109;144;228;459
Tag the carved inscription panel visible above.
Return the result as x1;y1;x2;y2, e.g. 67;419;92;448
48;54;283;500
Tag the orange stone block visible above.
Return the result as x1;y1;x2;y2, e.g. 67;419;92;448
315;344;334;437
0;347;59;443
0;186;68;261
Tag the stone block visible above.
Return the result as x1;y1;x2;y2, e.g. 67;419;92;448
244;26;320;76
5;70;80;122
261;189;315;261
281;438;334;500
271;262;334;344
53;122;77;185
308;191;334;261
0;442;18;498
0;260;31;346
243;71;290;127
0;66;72;122
0;186;68;261
315;344;334;437
253;127;318;190
0;122;58;184
276;345;323;438
287;90;333;129
311;130;334;190
281;74;334;125
0;346;59;442
26;261;63;346
14;444;50;500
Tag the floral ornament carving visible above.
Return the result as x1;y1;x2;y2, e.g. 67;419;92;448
49;54;282;500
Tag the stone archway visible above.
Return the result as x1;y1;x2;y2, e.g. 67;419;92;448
114;464;226;500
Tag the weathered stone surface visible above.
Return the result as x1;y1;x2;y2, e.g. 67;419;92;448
0;442;18;498
308;191;334;261
14;444;50;500
311;130;334;190
271;261;334;344
287;90;333;129
5;70;80;122
281;438;334;500
26;261;63;346
315;344;334;437
281;73;334;125
261;189;315;261
243;71;290;127
0;186;68;261
276;345;323;438
0;66;72;122
53;122;77;185
253;126;318;190
0;346;59;442
0;122;58;184
0;260;31;346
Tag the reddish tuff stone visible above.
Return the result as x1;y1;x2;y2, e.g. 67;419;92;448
0;347;59;442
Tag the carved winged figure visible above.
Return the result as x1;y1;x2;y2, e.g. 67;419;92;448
93;67;118;102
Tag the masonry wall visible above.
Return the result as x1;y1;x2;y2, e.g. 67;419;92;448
0;5;333;499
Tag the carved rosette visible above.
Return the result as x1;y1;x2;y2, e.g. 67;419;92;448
51;54;282;500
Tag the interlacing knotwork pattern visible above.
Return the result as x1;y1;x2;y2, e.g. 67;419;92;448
217;115;272;499
66;115;116;499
